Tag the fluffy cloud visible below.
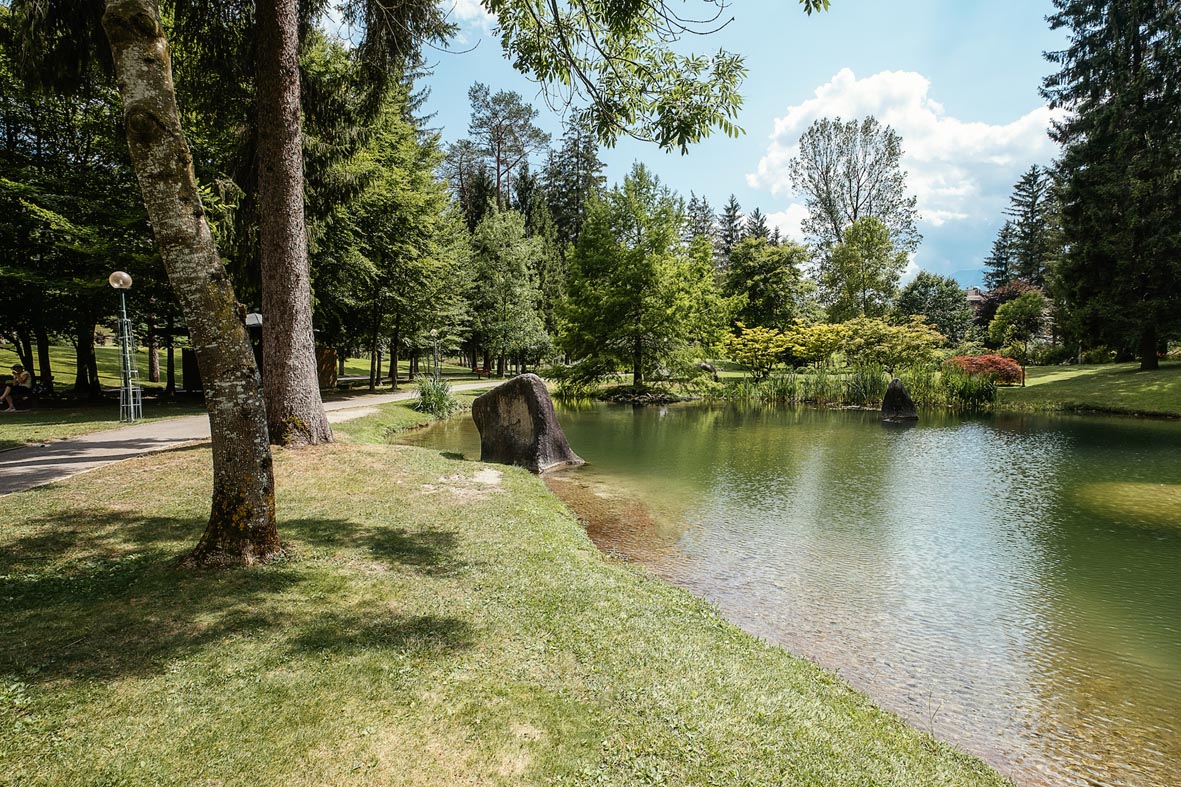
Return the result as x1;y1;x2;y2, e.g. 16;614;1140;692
747;68;1065;237
766;204;809;243
447;0;496;38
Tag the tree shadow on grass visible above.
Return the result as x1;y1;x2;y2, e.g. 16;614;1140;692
284;517;467;577
0;510;471;687
287;611;472;657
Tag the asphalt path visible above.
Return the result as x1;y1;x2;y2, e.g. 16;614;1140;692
0;382;492;496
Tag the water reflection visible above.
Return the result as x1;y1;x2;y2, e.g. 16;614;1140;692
397;404;1181;787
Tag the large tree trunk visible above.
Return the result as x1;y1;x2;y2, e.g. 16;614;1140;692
33;322;53;393
1139;324;1159;371
255;0;331;446
74;317;100;399
102;0;278;566
147;321;161;382
164;314;176;396
632;335;644;387
390;314;401;389
11;329;35;381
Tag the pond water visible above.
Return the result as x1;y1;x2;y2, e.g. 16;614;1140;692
398;403;1181;787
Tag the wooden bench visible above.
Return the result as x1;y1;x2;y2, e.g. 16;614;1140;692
474;367;494;379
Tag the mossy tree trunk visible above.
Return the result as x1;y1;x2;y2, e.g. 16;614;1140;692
255;0;332;446
102;0;279;566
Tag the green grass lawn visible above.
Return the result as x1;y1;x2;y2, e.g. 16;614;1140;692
0;401;1008;787
999;361;1181;417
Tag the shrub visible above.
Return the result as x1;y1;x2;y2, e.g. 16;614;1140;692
1079;345;1116;364
944;354;1022;384
723;324;792;380
1028;342;1076;366
413;375;459;418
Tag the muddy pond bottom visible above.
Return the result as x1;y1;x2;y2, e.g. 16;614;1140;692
397;403;1181;787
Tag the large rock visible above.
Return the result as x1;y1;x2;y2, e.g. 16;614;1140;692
881;377;918;421
472;374;585;473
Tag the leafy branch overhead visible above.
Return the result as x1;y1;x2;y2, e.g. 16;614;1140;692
486;0;831;152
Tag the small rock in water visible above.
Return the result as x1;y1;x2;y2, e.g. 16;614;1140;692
881;377;919;421
472;374;585;474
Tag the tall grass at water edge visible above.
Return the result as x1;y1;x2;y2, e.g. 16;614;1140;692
714;364;1000;412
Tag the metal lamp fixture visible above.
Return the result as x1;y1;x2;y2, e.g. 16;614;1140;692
109;271;142;422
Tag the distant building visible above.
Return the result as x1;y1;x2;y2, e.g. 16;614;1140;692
965;286;987;314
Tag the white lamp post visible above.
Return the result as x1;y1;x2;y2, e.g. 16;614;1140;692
109;271;142;422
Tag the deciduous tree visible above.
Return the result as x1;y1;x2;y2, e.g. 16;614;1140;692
821;217;908;321
895;271;973;344
788;116;921;254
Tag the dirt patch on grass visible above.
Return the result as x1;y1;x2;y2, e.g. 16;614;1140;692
420;469;504;502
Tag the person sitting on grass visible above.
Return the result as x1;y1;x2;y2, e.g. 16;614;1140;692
2;364;31;412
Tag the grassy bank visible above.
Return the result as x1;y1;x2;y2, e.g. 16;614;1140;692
999;361;1181;417
0;403;1008;786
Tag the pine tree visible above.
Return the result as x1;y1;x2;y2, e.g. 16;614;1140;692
717;194;743;261
983;221;1018;289
744;207;771;240
1044;0;1181;370
684;192;716;244
1004;165;1057;287
542;120;605;248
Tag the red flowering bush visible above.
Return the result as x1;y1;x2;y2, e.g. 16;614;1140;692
944;354;1023;384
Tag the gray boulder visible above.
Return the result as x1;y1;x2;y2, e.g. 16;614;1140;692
881;377;918;421
472;374;585;473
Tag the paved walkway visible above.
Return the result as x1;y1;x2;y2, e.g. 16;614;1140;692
0;383;492;496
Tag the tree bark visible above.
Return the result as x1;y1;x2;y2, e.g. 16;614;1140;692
74;317;99;399
12;329;35;381
164;314;176;396
632;335;644;387
255;0;331;446
33;322;53;393
102;0;278;566
1139;324;1159;371
147;322;160;382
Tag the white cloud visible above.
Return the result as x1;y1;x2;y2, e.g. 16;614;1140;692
767;204;809;243
747;68;1065;232
446;0;496;38
320;1;496;45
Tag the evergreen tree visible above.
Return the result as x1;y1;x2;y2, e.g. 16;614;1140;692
527;194;566;338
684;192;716;244
469;207;549;376
1044;0;1181;370
983;221;1018;290
717;194;744;261
743;207;771;240
1003;165;1058;287
467;83;550;208
542;119;605;248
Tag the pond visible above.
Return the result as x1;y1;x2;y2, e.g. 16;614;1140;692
397;403;1181;787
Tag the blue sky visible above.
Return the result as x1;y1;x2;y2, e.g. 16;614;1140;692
382;1;1070;284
